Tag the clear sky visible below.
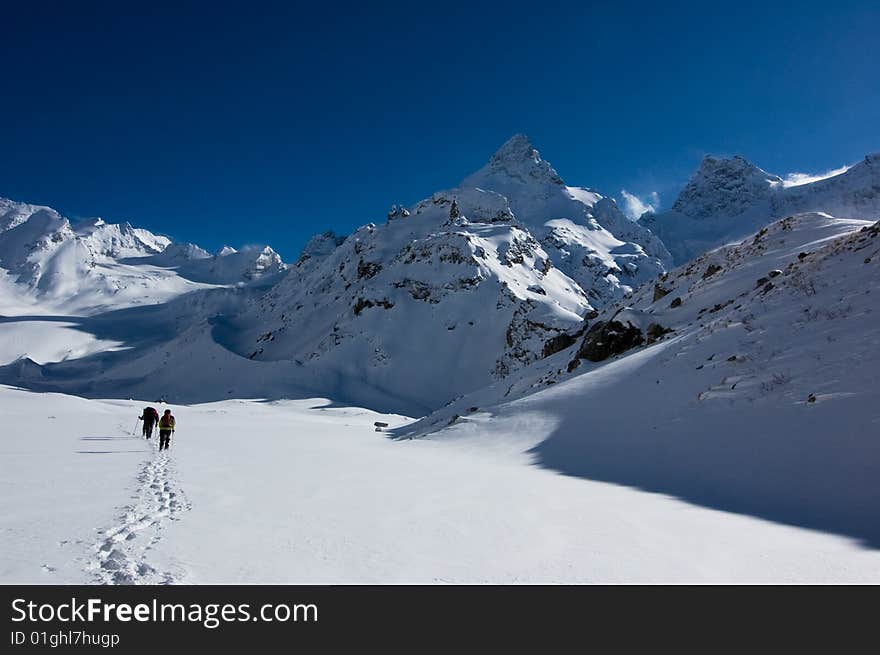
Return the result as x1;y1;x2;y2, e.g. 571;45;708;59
2;1;878;259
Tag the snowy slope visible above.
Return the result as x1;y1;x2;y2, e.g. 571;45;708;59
4;384;880;584
405;214;880;547
642;153;880;263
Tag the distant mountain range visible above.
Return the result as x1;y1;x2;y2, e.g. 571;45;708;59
0;196;285;315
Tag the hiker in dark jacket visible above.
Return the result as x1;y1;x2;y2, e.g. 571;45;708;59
158;409;176;451
140;406;160;439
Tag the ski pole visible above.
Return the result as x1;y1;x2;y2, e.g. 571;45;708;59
132;418;141;436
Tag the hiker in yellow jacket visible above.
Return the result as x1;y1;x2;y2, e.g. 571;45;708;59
158;409;176;451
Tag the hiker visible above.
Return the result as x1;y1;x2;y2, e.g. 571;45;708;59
139;406;160;439
158;409;176;451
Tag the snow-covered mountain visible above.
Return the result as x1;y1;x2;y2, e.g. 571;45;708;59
5;140;880;421
137;242;287;286
404;212;880;547
462;134;671;303
0;196;286;315
0;196;289;368
642;153;880;263
0;136;671;414
218;135;671;413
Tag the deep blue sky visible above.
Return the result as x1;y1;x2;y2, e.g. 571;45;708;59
2;1;878;259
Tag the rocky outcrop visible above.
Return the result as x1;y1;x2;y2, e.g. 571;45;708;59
571;320;645;363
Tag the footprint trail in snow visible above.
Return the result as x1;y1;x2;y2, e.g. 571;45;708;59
87;449;192;584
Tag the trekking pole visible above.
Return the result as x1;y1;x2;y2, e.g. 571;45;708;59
132;418;141;436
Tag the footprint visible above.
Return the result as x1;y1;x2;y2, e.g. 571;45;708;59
101;550;126;571
83;452;192;585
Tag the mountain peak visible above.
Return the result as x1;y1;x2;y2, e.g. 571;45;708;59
694;154;778;181
463;134;564;189
490;133;538;164
669;154;781;219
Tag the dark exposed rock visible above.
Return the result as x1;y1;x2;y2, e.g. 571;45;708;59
357;259;382;280
572;320;645;363
768;269;782;278
386;205;410;221
703;263;722;279
392;279;434;302
653;283;671;302
479;208;515;223
352;298;370;315
709;299;734;313
353;297;394;316
755;276;769;288
498;232;540;267
646;323;673;344
542;332;579;358
669;297;682;308
438;245;469;264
